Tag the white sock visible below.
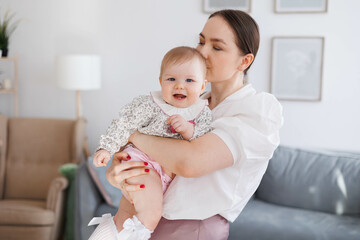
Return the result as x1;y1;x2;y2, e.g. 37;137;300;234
88;214;153;240
118;215;153;240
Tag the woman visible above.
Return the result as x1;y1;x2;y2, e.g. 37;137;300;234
106;9;283;239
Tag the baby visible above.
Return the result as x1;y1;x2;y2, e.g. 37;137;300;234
89;46;212;240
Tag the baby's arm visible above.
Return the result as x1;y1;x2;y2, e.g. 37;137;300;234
93;149;112;167
167;114;195;140
191;106;212;139
96;95;155;164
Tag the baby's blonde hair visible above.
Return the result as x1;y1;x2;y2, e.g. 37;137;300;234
159;46;206;78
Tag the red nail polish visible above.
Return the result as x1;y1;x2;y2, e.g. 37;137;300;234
140;184;145;188
145;169;150;173
127;155;131;159
144;162;148;166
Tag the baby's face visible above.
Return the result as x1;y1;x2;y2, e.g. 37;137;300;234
160;58;207;108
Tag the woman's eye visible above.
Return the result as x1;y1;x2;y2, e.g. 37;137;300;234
213;46;221;51
198;41;205;46
186;79;194;83
168;78;175;81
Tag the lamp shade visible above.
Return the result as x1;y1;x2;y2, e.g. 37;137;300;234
56;54;101;90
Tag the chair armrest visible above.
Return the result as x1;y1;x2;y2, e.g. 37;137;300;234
46;176;69;210
75;162;105;240
46;176;69;240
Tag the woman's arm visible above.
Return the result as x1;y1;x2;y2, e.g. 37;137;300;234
130;132;233;178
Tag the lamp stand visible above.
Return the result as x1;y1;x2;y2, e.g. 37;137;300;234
76;90;82;119
75;90;91;158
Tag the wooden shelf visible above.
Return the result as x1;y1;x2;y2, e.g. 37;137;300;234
0;55;18;116
0;57;16;61
0;88;15;93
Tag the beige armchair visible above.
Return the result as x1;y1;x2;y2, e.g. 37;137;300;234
0;115;86;240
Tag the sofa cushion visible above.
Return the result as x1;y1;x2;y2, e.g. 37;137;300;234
0;199;55;225
256;146;360;215
87;156;122;207
230;199;360;240
95;203;117;217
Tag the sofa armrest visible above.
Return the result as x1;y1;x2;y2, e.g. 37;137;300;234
75;162;104;240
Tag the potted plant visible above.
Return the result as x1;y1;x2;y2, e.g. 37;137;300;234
0;9;21;57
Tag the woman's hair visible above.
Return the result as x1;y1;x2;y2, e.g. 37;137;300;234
160;46;207;78
209;9;260;75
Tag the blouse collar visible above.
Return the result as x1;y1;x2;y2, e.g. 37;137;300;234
150;91;208;120
201;84;256;108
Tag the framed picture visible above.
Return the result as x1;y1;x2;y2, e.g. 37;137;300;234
270;37;324;101
275;0;328;13
203;0;251;13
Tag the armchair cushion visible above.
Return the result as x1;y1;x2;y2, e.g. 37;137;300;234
0;200;55;225
5;118;76;200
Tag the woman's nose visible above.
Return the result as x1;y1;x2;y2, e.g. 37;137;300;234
197;45;208;59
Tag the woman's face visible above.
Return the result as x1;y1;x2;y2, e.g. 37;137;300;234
196;16;243;83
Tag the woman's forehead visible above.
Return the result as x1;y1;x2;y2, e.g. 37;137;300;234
201;16;236;44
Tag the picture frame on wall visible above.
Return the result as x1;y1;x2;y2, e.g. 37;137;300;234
270;37;324;101
203;0;251;13
275;0;328;13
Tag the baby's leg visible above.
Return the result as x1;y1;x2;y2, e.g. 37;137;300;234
113;197;136;231
112;169;163;233
126;169;164;230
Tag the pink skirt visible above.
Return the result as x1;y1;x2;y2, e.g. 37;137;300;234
151;215;229;240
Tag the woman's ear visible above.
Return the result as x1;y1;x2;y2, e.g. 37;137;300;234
159;77;162;85
237;53;254;72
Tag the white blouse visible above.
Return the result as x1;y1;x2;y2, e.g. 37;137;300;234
162;84;284;222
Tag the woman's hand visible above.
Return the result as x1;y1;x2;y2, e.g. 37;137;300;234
106;151;149;200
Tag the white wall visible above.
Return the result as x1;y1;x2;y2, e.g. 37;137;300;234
0;0;359;153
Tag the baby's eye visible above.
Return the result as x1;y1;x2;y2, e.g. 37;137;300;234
168;78;175;81
186;79;194;82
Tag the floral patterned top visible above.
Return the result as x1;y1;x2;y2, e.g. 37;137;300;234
98;91;212;155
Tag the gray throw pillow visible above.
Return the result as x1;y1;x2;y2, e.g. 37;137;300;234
87;156;122;207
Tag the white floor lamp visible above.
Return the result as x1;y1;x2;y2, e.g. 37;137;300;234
55;54;101;119
56;54;101;157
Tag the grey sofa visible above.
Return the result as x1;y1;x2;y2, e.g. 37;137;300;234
229;146;360;240
75;146;360;240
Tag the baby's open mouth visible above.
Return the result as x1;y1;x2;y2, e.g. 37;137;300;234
173;94;187;100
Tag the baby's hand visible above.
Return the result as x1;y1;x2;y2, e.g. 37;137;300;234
93;149;111;167
167;115;195;140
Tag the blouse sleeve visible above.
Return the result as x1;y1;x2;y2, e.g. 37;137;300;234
98;95;155;155
211;93;283;165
